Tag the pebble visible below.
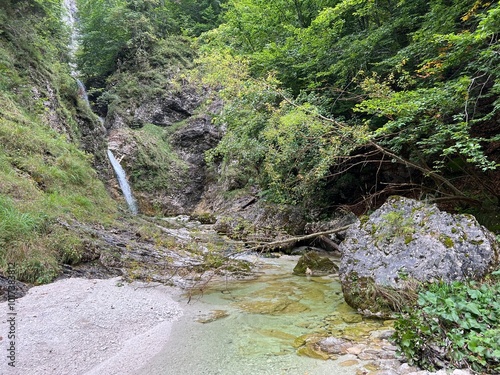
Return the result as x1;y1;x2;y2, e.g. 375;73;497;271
347;345;366;355
358;352;377;360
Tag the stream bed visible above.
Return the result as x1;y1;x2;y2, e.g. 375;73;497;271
135;255;389;375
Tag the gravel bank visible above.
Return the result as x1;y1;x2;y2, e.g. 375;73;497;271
0;277;183;375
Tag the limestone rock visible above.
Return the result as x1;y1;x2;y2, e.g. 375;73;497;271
339;196;499;313
318;337;353;354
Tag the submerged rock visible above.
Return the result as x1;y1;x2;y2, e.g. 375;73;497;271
339;196;499;314
238;299;310;315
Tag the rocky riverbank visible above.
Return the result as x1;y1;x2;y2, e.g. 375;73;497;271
2;209;494;375
0;254;474;375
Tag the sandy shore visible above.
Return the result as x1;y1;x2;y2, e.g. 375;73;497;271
0;277;183;375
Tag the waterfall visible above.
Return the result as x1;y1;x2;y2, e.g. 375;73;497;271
62;0;79;74
76;79;90;107
107;150;139;215
63;0;139;215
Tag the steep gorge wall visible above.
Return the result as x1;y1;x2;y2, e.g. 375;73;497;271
0;0;117;283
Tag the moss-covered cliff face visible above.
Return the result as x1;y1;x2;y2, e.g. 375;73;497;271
0;1;117;283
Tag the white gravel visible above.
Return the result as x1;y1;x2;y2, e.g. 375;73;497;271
0;277;183;375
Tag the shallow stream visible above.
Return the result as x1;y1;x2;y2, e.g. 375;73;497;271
135;255;383;375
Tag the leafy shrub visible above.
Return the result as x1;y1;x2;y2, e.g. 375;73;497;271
393;275;500;373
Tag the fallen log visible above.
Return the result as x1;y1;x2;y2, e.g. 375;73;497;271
246;224;352;252
314;235;341;253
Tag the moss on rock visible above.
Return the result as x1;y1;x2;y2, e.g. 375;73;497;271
293;252;338;276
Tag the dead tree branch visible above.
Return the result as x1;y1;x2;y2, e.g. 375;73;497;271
246;224;352;252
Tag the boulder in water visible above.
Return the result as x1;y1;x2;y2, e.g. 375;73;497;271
293;252;339;276
339;196;499;314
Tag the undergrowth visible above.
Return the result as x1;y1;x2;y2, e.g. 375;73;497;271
393;272;500;374
0;3;117;284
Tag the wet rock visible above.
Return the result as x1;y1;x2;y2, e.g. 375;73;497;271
318;337;353;354
293;252;339;276
196;309;229;323
341;313;363;323
339;196;499;314
0;276;29;302
238;299;310;315
293;333;323;348
297;343;330;360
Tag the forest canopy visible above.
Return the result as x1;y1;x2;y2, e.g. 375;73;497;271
76;0;499;217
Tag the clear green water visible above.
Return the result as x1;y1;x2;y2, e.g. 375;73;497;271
136;255;375;375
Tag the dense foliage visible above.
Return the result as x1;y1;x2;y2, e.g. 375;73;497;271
76;0;225;85
75;0;499;218
394;275;500;373
197;0;499;215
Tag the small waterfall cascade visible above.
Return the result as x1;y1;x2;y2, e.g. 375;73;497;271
76;78;90;107
107;150;139;215
63;0;139;215
62;0;79;74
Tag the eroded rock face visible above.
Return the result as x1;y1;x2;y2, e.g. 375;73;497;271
134;91;201;127
166;114;222;214
339;196;499;314
105;87;204;131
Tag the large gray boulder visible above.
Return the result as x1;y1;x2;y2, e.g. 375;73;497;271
339;196;499;314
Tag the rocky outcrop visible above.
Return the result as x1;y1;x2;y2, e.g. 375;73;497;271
169;113;221;207
30;78;109;175
134;90;201;127
339;196;499;314
105;87;222;215
105;87;204;131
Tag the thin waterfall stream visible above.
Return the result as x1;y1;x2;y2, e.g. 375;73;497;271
63;0;139;215
107;150;139;215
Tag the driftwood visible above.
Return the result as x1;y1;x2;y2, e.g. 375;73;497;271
314;235;341;253
247;224;352;252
